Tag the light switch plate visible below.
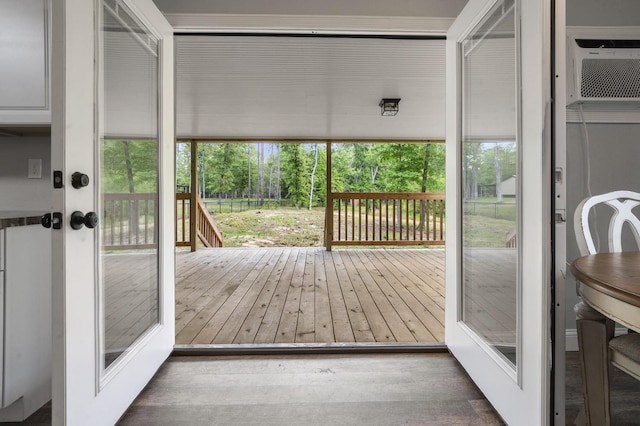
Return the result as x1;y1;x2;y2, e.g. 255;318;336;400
28;158;42;179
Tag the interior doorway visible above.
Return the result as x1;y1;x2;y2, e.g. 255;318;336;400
173;139;448;347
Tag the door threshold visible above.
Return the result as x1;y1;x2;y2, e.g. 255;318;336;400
172;342;447;356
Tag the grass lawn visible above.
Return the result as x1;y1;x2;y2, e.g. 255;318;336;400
201;204;512;249
213;207;325;247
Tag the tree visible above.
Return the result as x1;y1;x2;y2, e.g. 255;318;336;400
308;144;319;209
258;143;265;205
101;140;157;193
280;144;308;209
463;143;482;200
175;143;191;192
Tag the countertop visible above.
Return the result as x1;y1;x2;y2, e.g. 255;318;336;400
0;211;47;229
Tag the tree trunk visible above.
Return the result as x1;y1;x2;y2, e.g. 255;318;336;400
494;143;503;202
370;165;378;191
472;168;479;199
247;145;251;207
420;145;432;228
309;144;319;210
276;144;281;202
258;143;265;206
122;141;135;193
122;141;138;241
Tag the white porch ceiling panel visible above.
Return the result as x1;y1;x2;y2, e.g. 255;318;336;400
175;35;446;140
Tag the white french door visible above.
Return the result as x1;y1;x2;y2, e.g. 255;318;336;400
51;0;174;424
445;0;554;424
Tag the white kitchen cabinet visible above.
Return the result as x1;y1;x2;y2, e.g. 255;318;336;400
0;222;51;422
0;0;50;125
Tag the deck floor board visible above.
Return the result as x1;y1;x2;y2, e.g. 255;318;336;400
175;248;448;345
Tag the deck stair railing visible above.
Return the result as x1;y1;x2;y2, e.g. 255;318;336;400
329;192;445;248
176;192;223;248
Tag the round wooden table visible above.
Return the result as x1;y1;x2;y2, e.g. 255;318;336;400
571;252;640;333
570;252;640;426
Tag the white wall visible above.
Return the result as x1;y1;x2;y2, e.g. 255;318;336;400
0;136;51;211
567;0;640;26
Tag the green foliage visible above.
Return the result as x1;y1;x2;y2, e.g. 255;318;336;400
280;144;309;209
102;140;158;193
172;141;447;208
463;141;516;200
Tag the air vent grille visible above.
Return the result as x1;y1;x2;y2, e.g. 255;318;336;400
581;58;640;98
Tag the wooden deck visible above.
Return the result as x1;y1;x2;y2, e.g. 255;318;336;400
175;248;446;345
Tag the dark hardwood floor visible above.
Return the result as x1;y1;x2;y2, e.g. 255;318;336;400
565;351;640;425
117;353;504;425
10;351;640;425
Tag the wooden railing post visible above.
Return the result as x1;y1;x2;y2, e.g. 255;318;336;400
325;140;333;252
189;140;198;252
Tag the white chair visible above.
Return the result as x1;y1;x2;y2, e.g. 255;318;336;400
574;190;640;256
574;190;640;425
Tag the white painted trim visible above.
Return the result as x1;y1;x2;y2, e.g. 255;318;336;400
567;25;640;38
165;13;454;36
553;3;567;424
566;109;640;124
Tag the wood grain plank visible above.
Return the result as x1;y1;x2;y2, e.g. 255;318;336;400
369;250;444;341
175;249;265;336
353;250;434;342
295;249;317;343
253;248;300;344
314;249;335;343
356;250;439;342
339;251;395;342
323;250;356;342
184;249;276;344
210;250;285;344
175;249;272;344
330;251;375;342
274;249;307;343
233;248;292;344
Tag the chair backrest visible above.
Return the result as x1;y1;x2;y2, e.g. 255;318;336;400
574;190;640;255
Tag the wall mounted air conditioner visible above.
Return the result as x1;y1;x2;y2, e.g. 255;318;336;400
567;37;640;108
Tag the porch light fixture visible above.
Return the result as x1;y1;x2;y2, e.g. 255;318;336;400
379;98;401;116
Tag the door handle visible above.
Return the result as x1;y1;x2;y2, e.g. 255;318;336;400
41;213;51;228
70;211;99;230
71;172;90;189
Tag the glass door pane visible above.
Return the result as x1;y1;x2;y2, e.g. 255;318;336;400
460;0;519;368
99;0;160;370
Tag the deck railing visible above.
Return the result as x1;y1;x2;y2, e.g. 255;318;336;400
176;193;223;248
329;192;445;247
102;193;157;250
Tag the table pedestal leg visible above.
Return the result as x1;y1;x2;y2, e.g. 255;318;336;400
574;300;614;426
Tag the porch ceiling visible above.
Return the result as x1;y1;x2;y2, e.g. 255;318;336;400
175;35;446;140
